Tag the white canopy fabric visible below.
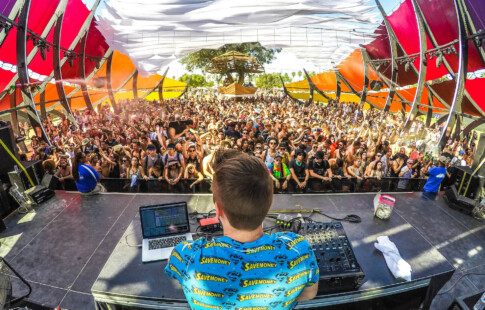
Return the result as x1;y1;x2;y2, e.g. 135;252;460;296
97;0;379;76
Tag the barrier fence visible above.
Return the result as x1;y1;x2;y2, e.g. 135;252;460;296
59;177;428;194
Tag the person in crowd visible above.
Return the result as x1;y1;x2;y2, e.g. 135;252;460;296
184;163;204;189
99;149;121;178
148;159;164;180
183;143;203;172
423;157;451;199
165;151;319;308
462;148;474;166
120;155;131;178
127;156;142;179
54;156;73;184
267;154;291;190
141;144;163;180
261;137;280;167
163;143;184;187
289;149;309;190
369;161;384;179
347;159;364;181
390;153;405;178
80;138;97;154
397;159;415;190
308;150;332;181
72;151;105;195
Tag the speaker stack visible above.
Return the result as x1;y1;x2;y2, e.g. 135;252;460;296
445;133;485;219
0;124;20;182
0;124;49;221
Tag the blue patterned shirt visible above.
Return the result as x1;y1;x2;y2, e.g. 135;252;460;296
164;232;319;310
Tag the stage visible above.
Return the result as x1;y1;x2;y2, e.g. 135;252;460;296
0;192;484;309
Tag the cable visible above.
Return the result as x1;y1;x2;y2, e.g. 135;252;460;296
124;233;142;248
436;272;485;296
312;209;362;223
16;204;32;214
270;209;361;224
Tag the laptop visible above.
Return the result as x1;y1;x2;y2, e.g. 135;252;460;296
140;202;193;263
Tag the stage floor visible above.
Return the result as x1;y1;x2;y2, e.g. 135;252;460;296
0;191;484;309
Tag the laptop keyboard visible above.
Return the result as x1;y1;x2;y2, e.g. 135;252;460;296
148;235;187;250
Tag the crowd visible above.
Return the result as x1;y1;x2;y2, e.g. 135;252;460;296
16;93;479;194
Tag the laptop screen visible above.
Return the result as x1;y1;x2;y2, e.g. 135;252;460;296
140;202;190;239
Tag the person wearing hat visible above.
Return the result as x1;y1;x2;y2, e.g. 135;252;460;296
289;149;309;189
81;138;97;155
397;159;415;190
162;143;185;187
72;151;105;195
141;144;163;180
267;153;291;190
423;158;451;200
309;150;332;182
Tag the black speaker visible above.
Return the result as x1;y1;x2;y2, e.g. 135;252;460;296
445;185;477;215
471;133;485;197
449;166;483;200
0;124;20;176
7;160;42;192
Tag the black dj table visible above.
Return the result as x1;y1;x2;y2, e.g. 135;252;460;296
92;193;455;309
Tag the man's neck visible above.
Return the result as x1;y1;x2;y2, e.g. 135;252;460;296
223;226;264;243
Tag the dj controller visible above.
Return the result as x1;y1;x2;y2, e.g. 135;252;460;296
296;222;365;294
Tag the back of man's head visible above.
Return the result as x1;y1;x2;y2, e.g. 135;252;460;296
213;152;273;231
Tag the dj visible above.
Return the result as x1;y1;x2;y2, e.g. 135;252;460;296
165;151;319;309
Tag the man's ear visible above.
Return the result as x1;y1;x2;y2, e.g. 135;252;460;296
215;201;224;218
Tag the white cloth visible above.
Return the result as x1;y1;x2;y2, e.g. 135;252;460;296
374;236;412;281
97;0;379;75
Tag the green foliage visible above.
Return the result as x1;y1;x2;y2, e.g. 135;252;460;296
255;73;290;89
179;73;214;87
179;42;281;83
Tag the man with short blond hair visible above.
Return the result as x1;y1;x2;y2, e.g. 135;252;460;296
165;150;319;309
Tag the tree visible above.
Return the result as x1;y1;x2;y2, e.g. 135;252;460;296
297;71;302;78
255;73;289;89
179;73;214;87
179;42;281;85
291;72;296;81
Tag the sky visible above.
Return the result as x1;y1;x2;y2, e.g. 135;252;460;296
86;0;403;79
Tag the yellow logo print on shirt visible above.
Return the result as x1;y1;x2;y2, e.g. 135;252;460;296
168;264;182;278
236;293;273;302
282;297;298;307
194;271;228;283
171;250;183;263
286;269;311;284
285;236;305;250
287;254;310;269
285;284;306;297
241;261;277;272
199;256;231;265
239;278;277;287
243;245;275;254
204;241;232;249
191;298;223;309
192;287;225;298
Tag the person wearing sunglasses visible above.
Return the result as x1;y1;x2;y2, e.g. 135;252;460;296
268;154;291;190
261;138;280;167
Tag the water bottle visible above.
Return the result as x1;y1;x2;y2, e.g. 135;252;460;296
474;292;485;310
